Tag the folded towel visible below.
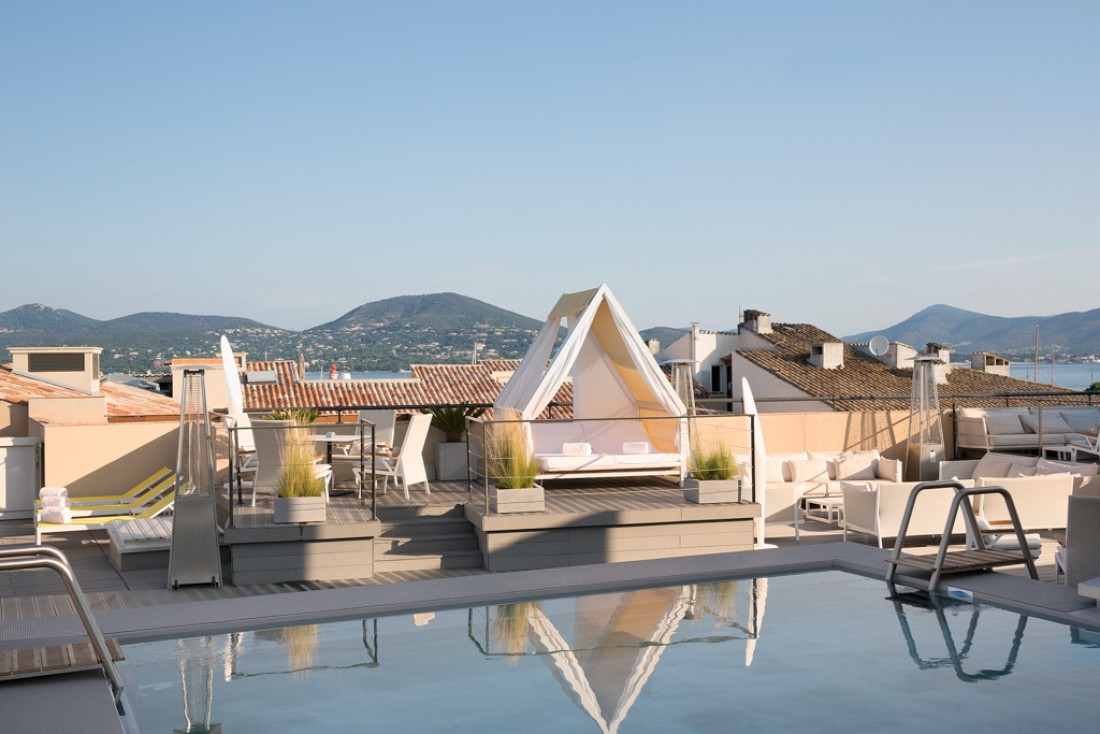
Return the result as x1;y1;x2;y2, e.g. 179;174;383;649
40;506;73;524
40;495;71;508
39;486;68;499
562;442;592;457
622;442;651;455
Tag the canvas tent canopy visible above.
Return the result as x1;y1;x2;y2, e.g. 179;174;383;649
494;284;687;465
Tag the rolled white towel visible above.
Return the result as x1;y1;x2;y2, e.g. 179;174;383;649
40;506;74;524
562;442;592;457
40;495;72;508
39;486;68;499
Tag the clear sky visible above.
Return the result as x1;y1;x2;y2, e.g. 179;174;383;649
2;2;1097;337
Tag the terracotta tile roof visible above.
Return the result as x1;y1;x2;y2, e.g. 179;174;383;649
0;365;179;419
735;323;1083;411
241;359;573;418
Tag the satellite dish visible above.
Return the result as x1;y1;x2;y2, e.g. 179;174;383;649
868;335;889;357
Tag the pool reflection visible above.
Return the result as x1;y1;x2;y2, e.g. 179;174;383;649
889;589;1027;682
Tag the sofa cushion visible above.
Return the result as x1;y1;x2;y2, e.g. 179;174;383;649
972;452;1021;479
1020;414;1073;435
1036;457;1099;476
789;459;829;484
986;413;1027;435
1007;461;1037;477
809;451;847;480
1058;409;1100;433
875;457;903;482
834;451;878;480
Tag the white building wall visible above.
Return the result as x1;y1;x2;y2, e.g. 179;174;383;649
727;356;833;413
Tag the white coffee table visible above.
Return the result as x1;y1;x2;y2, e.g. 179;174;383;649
803;496;844;525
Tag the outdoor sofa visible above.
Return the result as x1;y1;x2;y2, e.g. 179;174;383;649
955;406;1100;453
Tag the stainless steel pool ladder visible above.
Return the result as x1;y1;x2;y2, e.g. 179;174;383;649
0;544;124;706
885;480;1038;592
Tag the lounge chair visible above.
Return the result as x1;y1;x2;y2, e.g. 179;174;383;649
1054;496;1100;589
35;492;177;544
35;467;173;508
51;474;178;519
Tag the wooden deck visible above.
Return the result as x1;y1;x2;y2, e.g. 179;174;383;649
0;478;1066;646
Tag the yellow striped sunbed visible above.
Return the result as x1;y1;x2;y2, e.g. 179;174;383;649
50;475;178;519
35;493;176;544
34;467;173;508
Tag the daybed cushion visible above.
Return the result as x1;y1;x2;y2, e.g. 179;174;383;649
536;452;681;472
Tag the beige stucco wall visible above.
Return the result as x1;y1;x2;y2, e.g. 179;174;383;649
758;409;955;461
28;396;108;425
0;402;29;437
33;419;178;498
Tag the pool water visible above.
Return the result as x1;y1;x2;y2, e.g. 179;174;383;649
119;572;1100;733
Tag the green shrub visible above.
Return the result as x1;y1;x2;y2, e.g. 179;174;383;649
488;415;539;489
264;408;319;424
276;428;326;498
428;402;486;442
690;444;737;481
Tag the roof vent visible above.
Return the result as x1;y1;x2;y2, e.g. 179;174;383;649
741;309;772;335
8;346;102;394
809;342;844;370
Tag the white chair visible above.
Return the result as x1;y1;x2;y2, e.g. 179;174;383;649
248;419;332;506
358;409;397;447
1055;496;1100;589
224;413;258;473
355;413;432;500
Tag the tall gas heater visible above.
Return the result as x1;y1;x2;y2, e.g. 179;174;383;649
168;368;223;589
907;353;945;481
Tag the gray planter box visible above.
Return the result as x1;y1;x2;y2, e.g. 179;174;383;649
435;442;473;482
274;496;327;524
683;478;741;504
489;485;545;513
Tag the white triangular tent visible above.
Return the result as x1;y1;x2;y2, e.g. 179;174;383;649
494;285;687;466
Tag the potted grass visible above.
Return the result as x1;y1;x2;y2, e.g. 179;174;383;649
684;443;740;504
487;416;543;513
274;426;327;523
429;402;485;481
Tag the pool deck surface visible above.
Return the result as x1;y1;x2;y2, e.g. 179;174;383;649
2;484;1099;733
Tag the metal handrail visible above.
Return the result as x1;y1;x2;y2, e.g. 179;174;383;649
0;544;125;706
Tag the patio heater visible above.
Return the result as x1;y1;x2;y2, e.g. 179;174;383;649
907;353;945;481
168;368;223;590
669;360;696;415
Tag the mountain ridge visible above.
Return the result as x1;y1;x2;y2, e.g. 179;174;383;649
844;303;1100;355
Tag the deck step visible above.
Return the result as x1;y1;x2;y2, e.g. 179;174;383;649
373;550;483;572
376;503;466;521
378;517;471;537
372;505;483;572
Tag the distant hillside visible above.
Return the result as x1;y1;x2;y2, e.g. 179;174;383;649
311;293;543;332
0;303;100;333
102;312;272;332
640;327;687;350
845;304;1100;356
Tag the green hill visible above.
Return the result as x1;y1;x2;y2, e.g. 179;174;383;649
310;292;543;332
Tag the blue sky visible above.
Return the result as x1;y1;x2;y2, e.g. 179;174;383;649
2;2;1097;337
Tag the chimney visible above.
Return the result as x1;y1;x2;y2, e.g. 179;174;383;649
970;352;1010;377
8;346;103;394
741;309;772;335
809;342;845;370
646;338;660;355
927;343;952;384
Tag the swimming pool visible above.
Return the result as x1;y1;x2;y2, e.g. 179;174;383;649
118;571;1100;732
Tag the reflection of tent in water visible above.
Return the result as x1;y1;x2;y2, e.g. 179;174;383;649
473;580;768;734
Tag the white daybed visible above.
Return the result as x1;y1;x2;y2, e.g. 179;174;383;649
494;285;688;484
